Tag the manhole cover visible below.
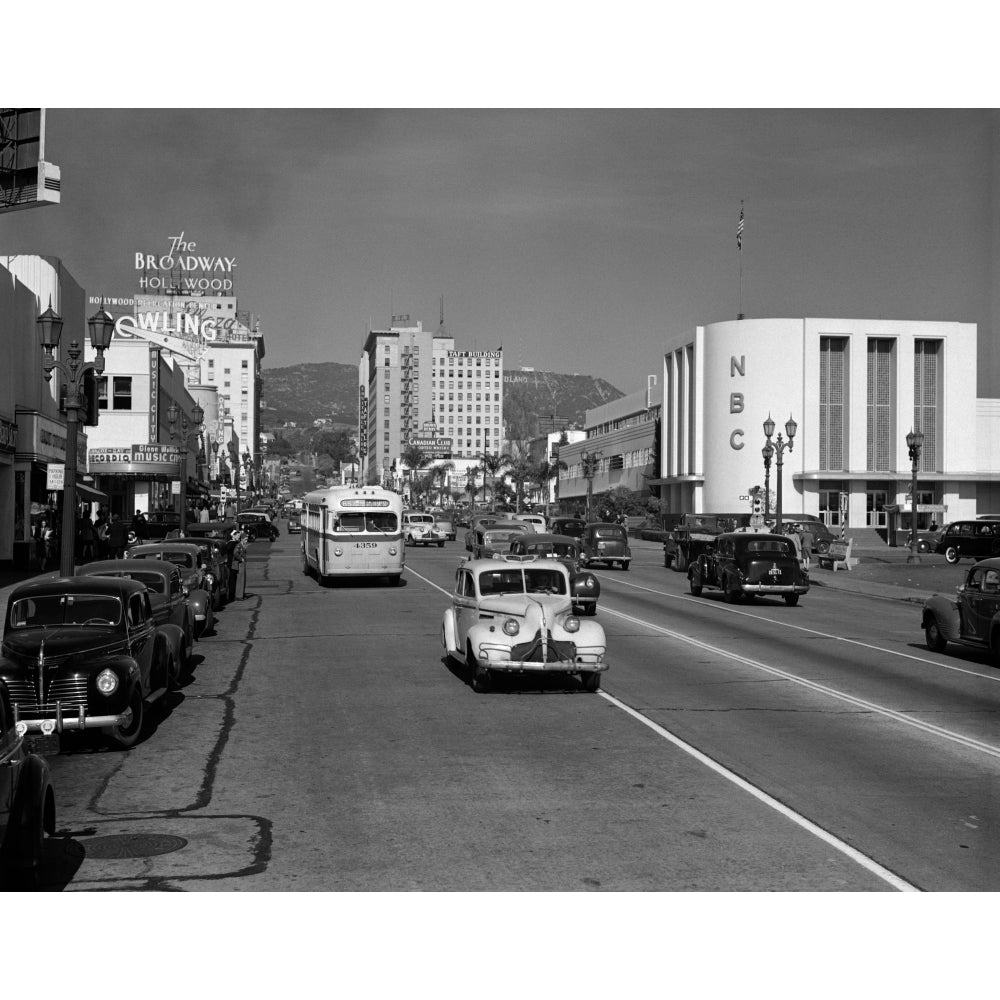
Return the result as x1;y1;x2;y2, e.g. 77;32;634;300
72;833;188;859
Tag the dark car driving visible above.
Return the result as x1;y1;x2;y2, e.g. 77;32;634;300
923;557;1000;661
579;522;631;570
507;532;601;615
935;520;1000;564
688;531;809;605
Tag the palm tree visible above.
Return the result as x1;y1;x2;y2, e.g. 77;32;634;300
428;460;455;507
400;445;430;503
478;449;511;510
507;453;535;513
535;455;567;513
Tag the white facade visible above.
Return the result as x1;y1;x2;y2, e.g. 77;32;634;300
659;317;996;531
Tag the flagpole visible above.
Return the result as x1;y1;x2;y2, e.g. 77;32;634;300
737;200;745;320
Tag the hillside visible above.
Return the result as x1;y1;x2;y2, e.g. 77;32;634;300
260;361;624;432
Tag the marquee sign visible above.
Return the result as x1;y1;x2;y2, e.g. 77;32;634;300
88;443;182;476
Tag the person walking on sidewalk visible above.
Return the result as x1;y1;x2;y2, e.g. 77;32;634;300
107;514;129;558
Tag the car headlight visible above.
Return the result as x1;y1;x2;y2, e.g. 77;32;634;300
204;572;215;585
96;668;119;695
579;576;595;590
564;615;581;633
502;618;520;636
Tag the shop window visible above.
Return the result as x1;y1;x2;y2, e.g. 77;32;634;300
113;376;132;410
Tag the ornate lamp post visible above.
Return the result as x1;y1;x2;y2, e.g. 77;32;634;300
211;440;219;487
906;427;925;565
581;449;602;522
763;413;796;534
243;450;253;496
37;299;115;577
762;442;774;521
167;400;204;535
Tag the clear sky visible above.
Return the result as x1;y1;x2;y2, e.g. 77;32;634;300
4;16;997;401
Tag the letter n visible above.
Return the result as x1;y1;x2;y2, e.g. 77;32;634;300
731;355;745;377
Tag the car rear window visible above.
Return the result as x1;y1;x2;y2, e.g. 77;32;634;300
593;527;626;539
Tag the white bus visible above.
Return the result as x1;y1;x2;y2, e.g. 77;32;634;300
300;485;405;585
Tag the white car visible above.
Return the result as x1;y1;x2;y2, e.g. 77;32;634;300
402;512;446;547
441;556;609;693
511;512;547;533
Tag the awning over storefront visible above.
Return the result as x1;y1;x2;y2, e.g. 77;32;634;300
76;478;109;504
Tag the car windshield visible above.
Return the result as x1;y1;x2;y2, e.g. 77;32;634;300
10;594;123;628
478;568;567;596
409;515;434;524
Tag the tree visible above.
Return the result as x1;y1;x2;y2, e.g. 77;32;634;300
535;455;567;511
507;453;534;513
428;460;455;507
478;449;511;509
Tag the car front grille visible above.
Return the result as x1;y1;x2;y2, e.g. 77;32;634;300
4;673;89;717
510;630;576;663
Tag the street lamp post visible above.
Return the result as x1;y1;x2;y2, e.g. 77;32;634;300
763;413;797;533
167;400;204;535
37;300;115;577
906;428;924;565
211;440;219;488
243;450;253;498
762;442;774;520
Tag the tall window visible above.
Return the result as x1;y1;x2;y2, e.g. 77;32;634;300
112;376;132;410
914;340;940;472
866;339;895;471
819;338;847;470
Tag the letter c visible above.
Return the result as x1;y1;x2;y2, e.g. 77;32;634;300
730;429;744;450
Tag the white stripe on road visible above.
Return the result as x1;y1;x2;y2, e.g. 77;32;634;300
598;689;919;892
406;564;921;891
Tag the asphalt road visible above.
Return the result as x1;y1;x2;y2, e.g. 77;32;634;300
30;530;1000;891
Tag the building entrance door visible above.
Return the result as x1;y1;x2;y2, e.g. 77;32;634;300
867;489;888;529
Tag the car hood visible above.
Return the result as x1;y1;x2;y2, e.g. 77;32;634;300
479;594;572;620
2;626;123;666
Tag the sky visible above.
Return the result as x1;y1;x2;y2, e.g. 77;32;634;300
4;106;994;396
3;8;997;398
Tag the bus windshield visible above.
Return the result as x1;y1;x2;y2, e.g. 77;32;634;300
335;512;399;533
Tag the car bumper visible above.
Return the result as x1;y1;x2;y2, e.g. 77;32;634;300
14;703;130;734
741;583;809;595
477;637;608;672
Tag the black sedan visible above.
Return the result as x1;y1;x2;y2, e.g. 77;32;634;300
0;576;178;752
0;681;55;888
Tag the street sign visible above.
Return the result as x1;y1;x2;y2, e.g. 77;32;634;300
46;464;65;490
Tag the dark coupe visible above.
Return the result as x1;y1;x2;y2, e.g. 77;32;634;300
507;532;600;615
688;531;810;605
922;558;1000;662
125;542;216;637
579;522;631;571
0;576;179;752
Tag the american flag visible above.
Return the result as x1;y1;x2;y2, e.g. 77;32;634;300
737;204;744;251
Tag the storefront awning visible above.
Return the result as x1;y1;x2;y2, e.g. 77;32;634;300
76;478;109;504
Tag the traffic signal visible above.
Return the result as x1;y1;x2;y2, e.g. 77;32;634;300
751;486;763;517
82;371;100;426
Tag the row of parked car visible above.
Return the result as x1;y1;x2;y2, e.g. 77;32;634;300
0;518;266;888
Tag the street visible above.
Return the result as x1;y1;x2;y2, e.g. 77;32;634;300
34;530;1000;891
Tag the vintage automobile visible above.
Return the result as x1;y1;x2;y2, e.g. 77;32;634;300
905;528;944;555
468;521;531;560
507;532;600;615
510;512;547;533
183;536;230;608
934;520;1000;564
579;522;632;570
0;681;56;889
431;511;456;542
183;520;239;603
688;531;810;605
402;511;446;547
441;556;609;693
237;511;280;542
144;511;182;540
922;558;1000;661
549;516;587;539
464;514;500;551
0;576;179;751
76;559;196;674
664;513;749;571
287;509;303;534
125;542;216;637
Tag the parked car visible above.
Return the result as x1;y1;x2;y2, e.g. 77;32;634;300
935;520;1000;564
125;542;215;637
0;681;55;888
0;576;179;751
549;516;587;539
579;522;632;570
775;516;836;554
510;512;547;533
688;531;809;605
507;532;600;615
144;511;182;540
432;511;456;541
402;512;446;547
237;511;280;542
664;513;750;571
905;528;944;554
468;521;532;559
76;559;195;676
922;558;1000;661
441;556;609;693
183;537;230;608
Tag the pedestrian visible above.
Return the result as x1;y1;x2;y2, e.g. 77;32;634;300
199;503;210;523
79;515;95;561
95;513;110;559
43;522;59;572
107;514;129;558
228;527;247;599
34;517;47;570
799;522;814;567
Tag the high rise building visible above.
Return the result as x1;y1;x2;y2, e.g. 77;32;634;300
359;311;504;486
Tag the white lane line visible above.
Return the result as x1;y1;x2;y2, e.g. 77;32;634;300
602;576;1000;684
603;605;1000;759
408;565;920;890
598;689;920;892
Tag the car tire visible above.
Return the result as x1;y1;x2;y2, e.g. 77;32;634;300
580;671;601;692
723;576;739;603
689;578;703;596
468;644;491;693
918;540;930;553
784;594;800;607
107;686;145;750
1;775;49;891
944;546;960;564
438;541;445;548
925;620;947;652
816;540;831;555
622;561;630;571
